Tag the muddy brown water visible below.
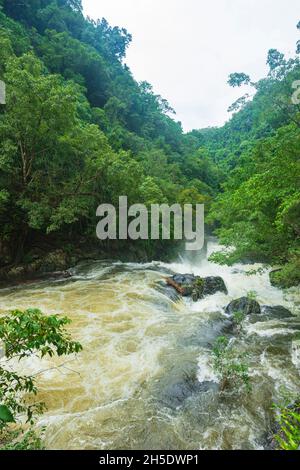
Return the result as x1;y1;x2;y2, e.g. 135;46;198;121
0;240;299;449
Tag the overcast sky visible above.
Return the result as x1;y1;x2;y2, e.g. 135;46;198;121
83;0;300;131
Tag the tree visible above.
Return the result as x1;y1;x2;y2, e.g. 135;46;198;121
0;45;115;261
93;18;132;60
0;308;82;449
228;72;251;87
267;48;285;71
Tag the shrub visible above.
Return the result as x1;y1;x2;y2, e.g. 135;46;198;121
272;398;300;451
233;310;246;328
0;308;82;448
212;336;251;393
247;290;258;301
0;427;44;450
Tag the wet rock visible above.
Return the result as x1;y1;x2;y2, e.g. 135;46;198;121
39;249;69;272
156;281;181;302
248;306;295;324
160;375;218;409
261;305;294;319
225;297;261;316
173;274;195;285
203;277;227;296
167;274;200;297
32;270;72;281
250;305;295;323
1;249;72;282
231;268;245;274
166;274;227;302
181;318;233;348
7;266;26;279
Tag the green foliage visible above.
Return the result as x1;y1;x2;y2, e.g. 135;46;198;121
0;308;82;358
206;22;300;286
0;405;15;424
209;123;300;272
228;72;251;87
233;310;246;327
208;250;237;266
247;290;258;301
0;308;82;447
245;267;266;276
212;336;252;393
0;3;220;263
0;427;44;450
272;400;300;451
0;2;299;281
269;252;300;288
191;277;205;301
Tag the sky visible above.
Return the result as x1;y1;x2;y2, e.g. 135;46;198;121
82;0;300;131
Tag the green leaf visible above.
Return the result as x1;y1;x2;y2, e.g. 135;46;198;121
0;405;15;423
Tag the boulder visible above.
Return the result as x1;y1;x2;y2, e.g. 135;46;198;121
225;297;261;316
203;276;228;296
248;306;294;324
261;305;294;319
166;274;198;297
166;274;227;301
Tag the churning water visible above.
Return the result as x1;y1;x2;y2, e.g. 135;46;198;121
0;240;299;449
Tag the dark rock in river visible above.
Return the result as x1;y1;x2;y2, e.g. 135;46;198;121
249;305;294;324
160;375;218;409
156;281;181;302
225;297;261;316
203;277;227;296
181;318;234;348
166;274;227;302
261;305;294;319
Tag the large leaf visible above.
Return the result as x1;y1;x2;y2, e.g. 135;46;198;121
0;405;15;423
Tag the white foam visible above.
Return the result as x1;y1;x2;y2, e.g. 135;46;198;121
197;352;219;383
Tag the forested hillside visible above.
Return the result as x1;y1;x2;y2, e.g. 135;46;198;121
0;0;220;270
0;0;299;287
200;43;300;287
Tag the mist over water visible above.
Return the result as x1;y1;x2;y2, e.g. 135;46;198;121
0;239;299;450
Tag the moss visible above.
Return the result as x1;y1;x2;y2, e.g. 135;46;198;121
191;277;204;301
194;277;204;289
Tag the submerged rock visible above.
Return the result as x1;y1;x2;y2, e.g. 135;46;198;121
248;305;294;324
261;305;294;319
225;297;261;316
160;375;218;409
156;281;181;302
166;274;227;302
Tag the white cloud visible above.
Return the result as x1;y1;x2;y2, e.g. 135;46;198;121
83;0;300;131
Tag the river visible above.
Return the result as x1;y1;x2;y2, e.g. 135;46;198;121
0;239;299;450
